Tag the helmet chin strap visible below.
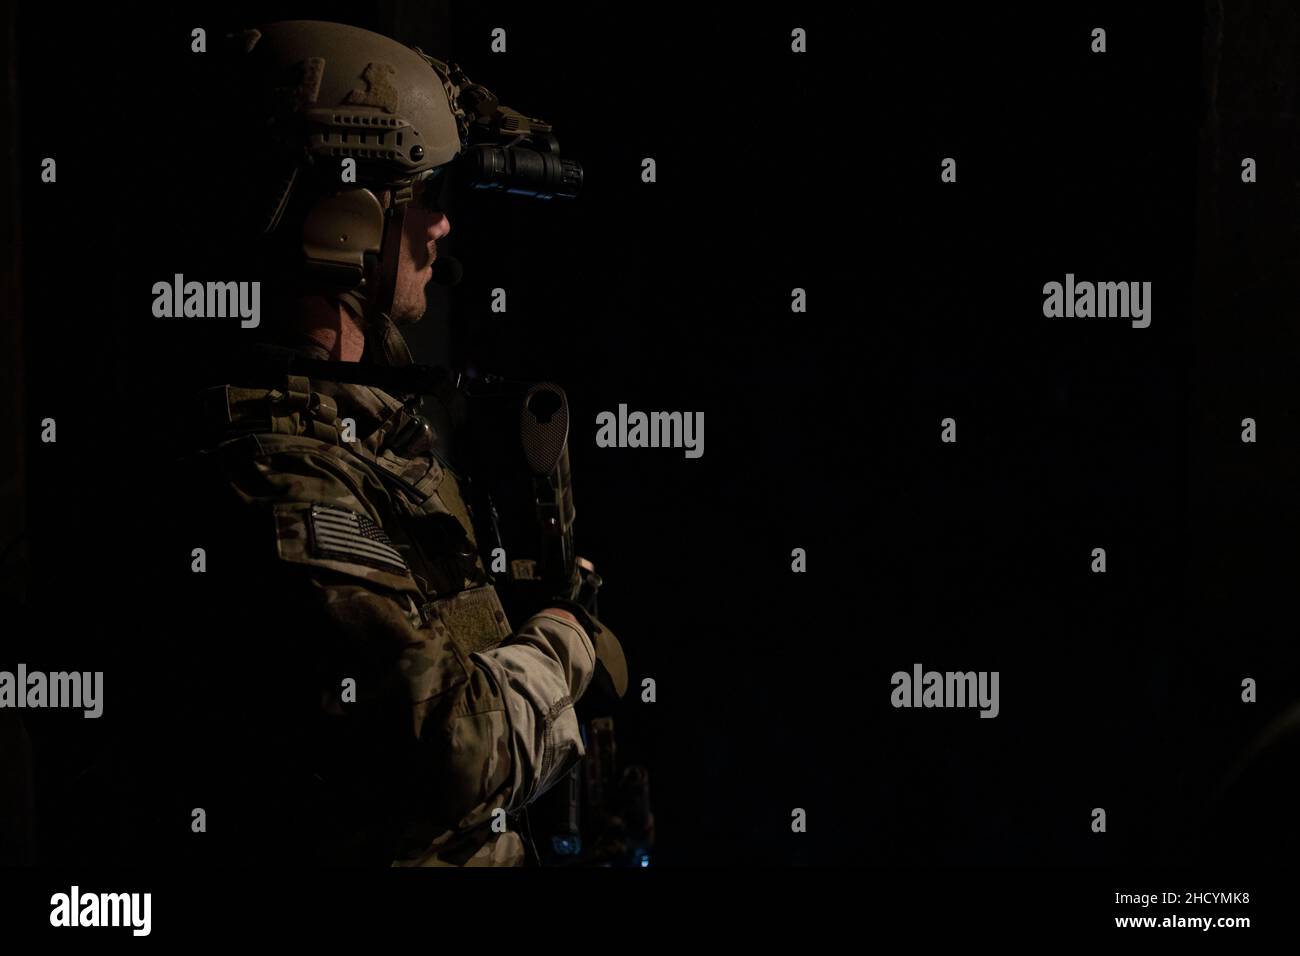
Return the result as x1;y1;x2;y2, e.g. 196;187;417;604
356;197;416;369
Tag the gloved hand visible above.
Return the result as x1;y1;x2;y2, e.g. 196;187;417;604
541;602;627;716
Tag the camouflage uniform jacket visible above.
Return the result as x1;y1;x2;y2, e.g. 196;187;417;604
183;363;595;866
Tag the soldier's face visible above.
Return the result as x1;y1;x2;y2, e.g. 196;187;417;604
391;204;451;324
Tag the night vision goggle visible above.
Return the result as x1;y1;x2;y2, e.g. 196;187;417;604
413;51;584;209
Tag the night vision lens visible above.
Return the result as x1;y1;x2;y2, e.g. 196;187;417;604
461;144;582;200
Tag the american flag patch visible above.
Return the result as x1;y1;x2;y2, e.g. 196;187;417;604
308;505;409;574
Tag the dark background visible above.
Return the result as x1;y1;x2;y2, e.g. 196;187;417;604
4;1;1300;867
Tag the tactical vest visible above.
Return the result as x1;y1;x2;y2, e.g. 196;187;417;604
197;372;513;658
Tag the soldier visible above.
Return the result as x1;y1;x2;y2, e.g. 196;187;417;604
134;19;626;867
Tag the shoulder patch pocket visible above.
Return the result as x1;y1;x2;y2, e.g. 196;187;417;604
273;502;421;596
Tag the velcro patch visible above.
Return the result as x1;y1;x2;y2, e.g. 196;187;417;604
309;504;409;574
427;585;513;656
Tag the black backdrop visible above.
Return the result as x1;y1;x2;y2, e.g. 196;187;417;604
9;2;1300;870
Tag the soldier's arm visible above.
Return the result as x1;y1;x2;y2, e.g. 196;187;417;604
313;579;595;828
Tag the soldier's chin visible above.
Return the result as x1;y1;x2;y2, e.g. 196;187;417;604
392;298;427;325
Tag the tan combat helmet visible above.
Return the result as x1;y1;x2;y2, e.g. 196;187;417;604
231;20;581;364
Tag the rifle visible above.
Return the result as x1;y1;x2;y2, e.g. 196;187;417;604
458;377;653;867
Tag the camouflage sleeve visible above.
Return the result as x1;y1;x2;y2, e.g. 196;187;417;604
464;612;596;810
316;579;595;831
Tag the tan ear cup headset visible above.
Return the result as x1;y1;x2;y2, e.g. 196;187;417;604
298;186;386;292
